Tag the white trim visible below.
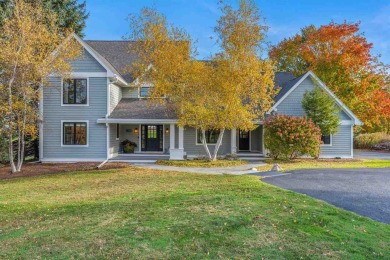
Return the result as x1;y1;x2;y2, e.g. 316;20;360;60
39;84;44;160
61;78;89;107
170;124;175;150
50;72;108;78
41;158;106;163
97;118;178;124
351;125;354;158
138;124;141;152
320;134;333;147
270;71;363;126
60;120;89;147
72;33;117;78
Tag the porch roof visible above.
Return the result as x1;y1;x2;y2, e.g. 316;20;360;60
109;98;177;120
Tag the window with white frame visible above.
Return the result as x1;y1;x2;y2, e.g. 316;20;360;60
63;122;87;145
139;86;150;98
63;79;88;104
321;134;332;145
197;129;220;144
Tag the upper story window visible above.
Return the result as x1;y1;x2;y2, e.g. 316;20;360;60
139;86;150;98
63;78;88;105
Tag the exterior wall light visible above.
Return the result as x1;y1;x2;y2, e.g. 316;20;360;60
134;127;139;134
165;128;169;134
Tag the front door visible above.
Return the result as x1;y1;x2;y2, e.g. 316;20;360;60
239;130;250;151
141;125;163;152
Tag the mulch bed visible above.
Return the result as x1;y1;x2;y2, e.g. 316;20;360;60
0;162;130;180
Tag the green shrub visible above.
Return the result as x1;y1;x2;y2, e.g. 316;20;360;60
121;139;137;153
354;132;390;149
264;115;322;160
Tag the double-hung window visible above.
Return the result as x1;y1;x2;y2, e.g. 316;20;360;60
197;129;220;144
139;86;150;98
63;79;88;105
63;122;88;146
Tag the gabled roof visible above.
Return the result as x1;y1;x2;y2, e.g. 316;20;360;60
271;71;363;126
85;40;138;83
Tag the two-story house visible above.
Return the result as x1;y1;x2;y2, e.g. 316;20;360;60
40;34;362;162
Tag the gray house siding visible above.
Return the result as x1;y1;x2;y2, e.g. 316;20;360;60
276;76;353;158
250;126;263;152
122;88;139;98
42;77;108;160
181;127;231;156
70;48;106;73
109;124;120;156
110;83;122;113
276;77;352;120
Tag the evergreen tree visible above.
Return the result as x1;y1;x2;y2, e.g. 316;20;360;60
302;86;340;135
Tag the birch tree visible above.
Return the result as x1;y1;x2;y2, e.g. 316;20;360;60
127;0;276;161
0;0;81;173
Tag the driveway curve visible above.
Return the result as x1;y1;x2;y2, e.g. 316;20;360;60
258;168;390;224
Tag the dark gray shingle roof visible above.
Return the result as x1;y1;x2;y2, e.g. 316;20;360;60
109;98;177;119
273;72;307;103
85;40;138;82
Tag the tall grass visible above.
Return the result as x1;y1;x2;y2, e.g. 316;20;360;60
354;132;390;149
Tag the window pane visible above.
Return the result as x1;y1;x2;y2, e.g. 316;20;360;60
63;123;74;145
116;124;120;139
75;123;87;145
197;129;220;144
321;135;331;145
140;87;150;97
75;79;87;104
63;80;75;104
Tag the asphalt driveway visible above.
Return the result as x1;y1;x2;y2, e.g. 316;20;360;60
258;168;390;224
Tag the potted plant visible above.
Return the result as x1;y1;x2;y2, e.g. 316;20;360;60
121;139;138;153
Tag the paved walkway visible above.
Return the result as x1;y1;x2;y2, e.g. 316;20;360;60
132;162;266;175
256;167;390;224
354;150;390;160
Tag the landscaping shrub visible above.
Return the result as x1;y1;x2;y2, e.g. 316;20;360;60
121;139;137;153
354;132;390;149
264;115;322;160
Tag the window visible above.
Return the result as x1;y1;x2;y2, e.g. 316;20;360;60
63;122;87;145
63;79;87;105
321;135;332;145
197;129;220;144
139;86;150;97
116;124;120;140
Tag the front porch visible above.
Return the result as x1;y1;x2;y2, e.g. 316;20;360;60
102;120;265;160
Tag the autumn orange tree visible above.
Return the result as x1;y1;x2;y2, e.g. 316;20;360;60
127;0;276;160
269;22;390;133
0;0;81;172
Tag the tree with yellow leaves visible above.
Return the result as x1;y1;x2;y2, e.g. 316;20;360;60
0;0;81;173
127;0;276;160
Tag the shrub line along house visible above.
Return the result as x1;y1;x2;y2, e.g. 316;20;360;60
39;34;362;162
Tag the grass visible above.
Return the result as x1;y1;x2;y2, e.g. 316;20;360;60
156;159;247;168
256;158;390;172
1;167;390;258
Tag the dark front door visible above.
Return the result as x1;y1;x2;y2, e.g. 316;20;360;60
239;130;250;151
141;125;163;152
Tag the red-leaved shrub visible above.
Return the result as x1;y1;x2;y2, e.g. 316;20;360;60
264;115;322;160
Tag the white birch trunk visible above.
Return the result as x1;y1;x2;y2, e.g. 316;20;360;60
212;128;225;161
201;129;212;160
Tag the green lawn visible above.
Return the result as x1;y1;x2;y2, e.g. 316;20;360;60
256;159;390;172
156;159;247;167
1;167;389;258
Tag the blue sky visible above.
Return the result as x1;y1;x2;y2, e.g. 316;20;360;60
81;0;390;63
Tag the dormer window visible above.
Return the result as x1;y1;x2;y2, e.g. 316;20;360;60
62;78;88;105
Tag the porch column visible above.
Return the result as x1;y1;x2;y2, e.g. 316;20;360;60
231;128;237;154
169;123;175;149
169;124;184;160
178;126;184;150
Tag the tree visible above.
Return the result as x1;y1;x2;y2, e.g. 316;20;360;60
269;22;390;133
264;115;322;160
302;86;340;136
0;0;81;173
0;0;89;36
127;0;276;160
